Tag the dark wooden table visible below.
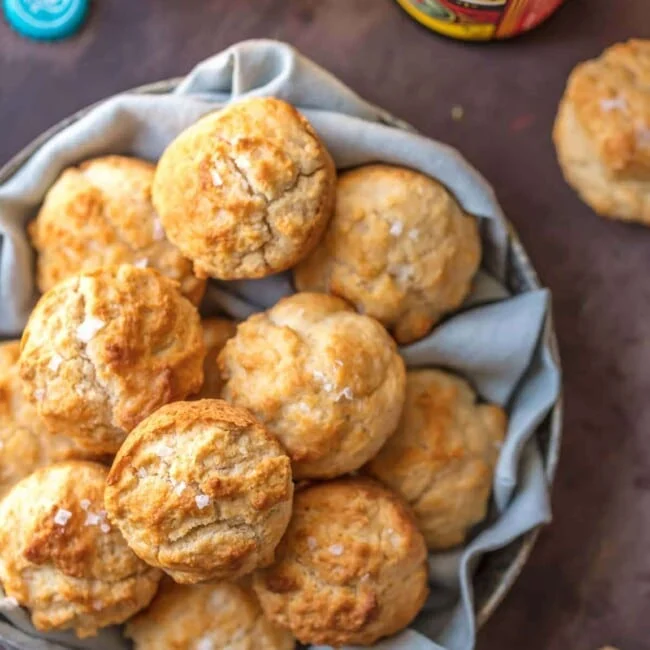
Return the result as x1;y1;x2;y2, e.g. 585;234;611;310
1;1;649;648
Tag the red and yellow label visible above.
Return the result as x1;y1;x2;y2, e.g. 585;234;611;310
395;0;564;41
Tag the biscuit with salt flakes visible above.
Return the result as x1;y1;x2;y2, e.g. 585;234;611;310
152;97;336;280
29;156;205;304
105;400;293;585
192;319;237;400
365;369;506;550
218;292;406;480
126;580;294;650
253;477;428;647
294;164;481;344
0;461;161;638
19;265;204;455
554;39;650;224
0;341;104;499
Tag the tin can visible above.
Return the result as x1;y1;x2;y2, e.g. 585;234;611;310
395;0;565;41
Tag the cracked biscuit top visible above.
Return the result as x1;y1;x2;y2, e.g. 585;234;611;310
294;164;481;344
19;265;205;455
29;156;205;305
104;399;293;585
253;477;429;647
365;369;507;550
0;341;106;499
218;292;406;480
0;461;161;638
152;97;336;280
126;580;294;650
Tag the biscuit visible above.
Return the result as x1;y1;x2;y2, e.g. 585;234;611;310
0;342;103;499
105;399;293;584
554;39;650;224
218;292;406;479
0;461;161;637
152;97;336;279
19;265;205;454
29;156;205;304
365;369;506;550
126;579;294;650
253;477;428;646
294;164;481;344
192;319;237;399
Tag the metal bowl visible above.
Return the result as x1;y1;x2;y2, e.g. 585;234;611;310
0;79;562;648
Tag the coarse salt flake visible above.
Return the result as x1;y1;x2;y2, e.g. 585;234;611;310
134;258;149;269
335;360;344;367
137;467;148;479
92;600;103;611
48;354;63;372
85;512;101;526
329;544;344;556
196;494;211;509
80;499;91;511
174;481;187;496
152;217;165;241
307;537;318;551
600;96;628;112
389;221;403;236
54;508;72;526
408;228;419;241
210;169;223;187
335;387;354;402
34;389;45;401
76;317;106;343
156;444;174;459
100;523;111;534
0;596;19;610
196;637;214;650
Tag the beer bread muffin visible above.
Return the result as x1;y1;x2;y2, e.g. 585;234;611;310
29;156;205;304
365;369;507;550
152;97;336;280
554;39;650;224
0;461;161;637
126;580;294;650
193;318;237;399
105;400;293;584
294;164;481;344
0;341;102;499
19;265;204;455
253;477;428;646
218;292;406;479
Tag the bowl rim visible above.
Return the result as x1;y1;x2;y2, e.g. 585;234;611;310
0;78;563;644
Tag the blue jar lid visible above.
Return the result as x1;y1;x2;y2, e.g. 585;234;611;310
2;0;89;41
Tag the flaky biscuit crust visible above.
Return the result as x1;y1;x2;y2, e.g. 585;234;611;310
0;461;161;637
105;400;293;584
253;477;428;646
219;292;406;479
29;156;205;304
19;266;205;454
126;579;294;650
554;39;650;223
152;97;336;279
365;370;506;550
0;342;105;498
294;164;481;343
192;318;237;400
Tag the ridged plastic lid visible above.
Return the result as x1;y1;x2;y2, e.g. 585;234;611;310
3;0;89;41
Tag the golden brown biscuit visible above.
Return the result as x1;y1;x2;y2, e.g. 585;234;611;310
29;156;205;304
126;579;294;650
0;461;161;637
192;319;237;399
105;400;293;584
152;97;336;280
365;369;506;550
294;164;481;344
253;477;428;646
19;265;205;454
218;292;406;480
554;40;650;224
0;342;104;499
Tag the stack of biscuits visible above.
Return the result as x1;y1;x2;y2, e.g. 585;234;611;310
0;97;507;648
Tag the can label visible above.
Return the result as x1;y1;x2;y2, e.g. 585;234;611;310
396;0;564;40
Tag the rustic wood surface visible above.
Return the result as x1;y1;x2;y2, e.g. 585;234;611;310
1;1;649;648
